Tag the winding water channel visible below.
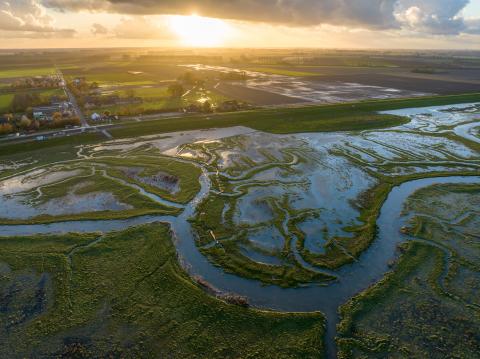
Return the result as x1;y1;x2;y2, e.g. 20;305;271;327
1;167;478;357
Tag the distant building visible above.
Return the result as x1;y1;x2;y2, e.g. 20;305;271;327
52;101;72;112
91;113;101;121
32;104;62;122
33;101;72;121
73;77;86;87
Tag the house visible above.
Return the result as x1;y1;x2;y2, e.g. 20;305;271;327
73;77;86;86
33;101;72;121
52;101;72;112
32;104;62;122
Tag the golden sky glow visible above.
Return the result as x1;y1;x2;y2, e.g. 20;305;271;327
0;1;478;49
168;15;232;47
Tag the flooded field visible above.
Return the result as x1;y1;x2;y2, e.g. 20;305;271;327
182;64;428;105
0;102;479;358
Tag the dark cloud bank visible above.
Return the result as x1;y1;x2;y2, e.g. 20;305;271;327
42;0;479;35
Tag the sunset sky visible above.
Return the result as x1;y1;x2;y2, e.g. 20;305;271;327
1;0;479;49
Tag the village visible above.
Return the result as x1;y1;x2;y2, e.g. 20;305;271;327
0;59;261;141
0;73;81;137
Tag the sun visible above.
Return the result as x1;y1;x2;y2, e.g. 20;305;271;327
168;14;231;47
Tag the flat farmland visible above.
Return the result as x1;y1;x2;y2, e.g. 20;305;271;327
0;67;55;80
249;65;480;94
214;82;308;105
62;63;185;85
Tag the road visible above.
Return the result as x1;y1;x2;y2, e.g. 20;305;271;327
56;68;113;139
0;123;115;145
56;69;89;128
121;111;185;122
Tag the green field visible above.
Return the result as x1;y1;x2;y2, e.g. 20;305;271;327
109;93;480;138
0;88;65;113
64;63;183;86
0;93;14;112
0;133;103;176
37;88;65;97
0;67;55;80
87;98;184;116
115;81;158;86
117;86;169;98
0;223;326;358
90;86;229;117
84;73;151;85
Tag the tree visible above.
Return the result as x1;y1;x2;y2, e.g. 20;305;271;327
19;115;31;129
0;123;13;135
202;101;212;113
167;83;184;98
11;93;41;112
52;112;63;126
71;116;81;126
32;120;40;130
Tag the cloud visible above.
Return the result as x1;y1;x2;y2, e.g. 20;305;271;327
42;0;399;28
0;29;75;39
91;23;108;35
113;16;173;39
463;18;480;34
42;0;479;35
0;0;75;37
394;0;470;35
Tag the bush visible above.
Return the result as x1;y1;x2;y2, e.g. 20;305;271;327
0;123;13;135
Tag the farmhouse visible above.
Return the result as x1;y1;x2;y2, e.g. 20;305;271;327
33;105;60;121
33;102;72;121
